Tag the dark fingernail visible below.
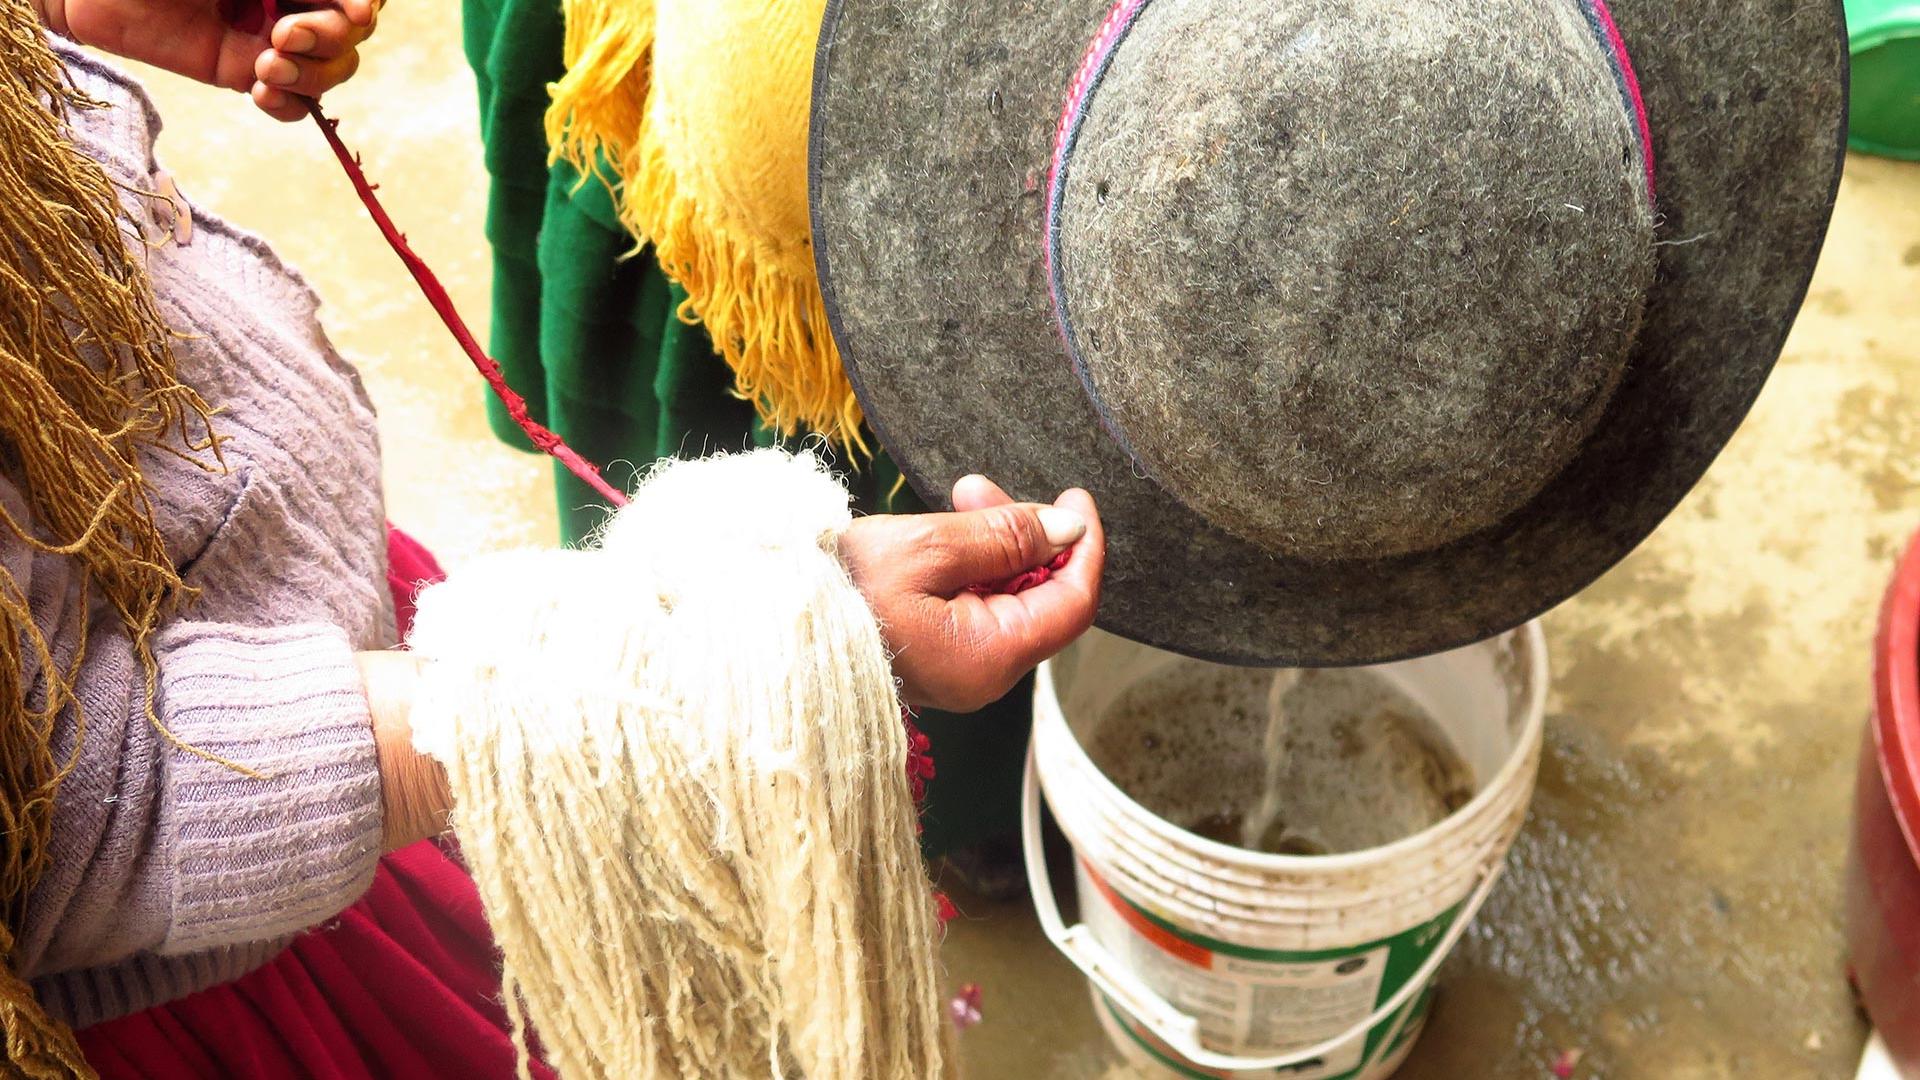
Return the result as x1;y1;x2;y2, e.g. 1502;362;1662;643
283;26;316;52
262;56;299;87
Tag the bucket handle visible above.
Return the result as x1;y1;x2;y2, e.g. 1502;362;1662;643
1022;739;1506;1074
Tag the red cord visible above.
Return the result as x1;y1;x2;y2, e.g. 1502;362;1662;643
217;0;273;33
966;550;1071;598
307;104;630;507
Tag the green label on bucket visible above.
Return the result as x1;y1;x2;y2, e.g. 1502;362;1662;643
1101;989;1433;1080
1081;861;1462;1079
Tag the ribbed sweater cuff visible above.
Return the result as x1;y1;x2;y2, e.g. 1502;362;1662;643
39;940;284;1031
154;623;382;955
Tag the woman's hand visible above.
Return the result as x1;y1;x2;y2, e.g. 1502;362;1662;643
357;650;449;852
38;0;377;121
840;476;1105;713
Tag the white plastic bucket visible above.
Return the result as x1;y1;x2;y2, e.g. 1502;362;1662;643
1023;625;1548;1079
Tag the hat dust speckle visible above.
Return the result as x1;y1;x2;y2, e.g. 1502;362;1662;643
810;0;1847;665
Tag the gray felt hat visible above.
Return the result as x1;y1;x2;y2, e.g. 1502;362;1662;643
809;0;1847;666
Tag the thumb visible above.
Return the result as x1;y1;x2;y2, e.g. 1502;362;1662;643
918;502;1087;595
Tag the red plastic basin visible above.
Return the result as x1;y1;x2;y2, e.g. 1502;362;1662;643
1848;528;1920;1075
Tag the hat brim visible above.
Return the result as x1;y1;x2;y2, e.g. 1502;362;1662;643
809;0;1847;666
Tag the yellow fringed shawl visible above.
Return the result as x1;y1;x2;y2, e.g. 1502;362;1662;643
547;0;867;455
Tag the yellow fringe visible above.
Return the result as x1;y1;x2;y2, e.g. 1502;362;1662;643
638;135;867;455
544;0;651;189
545;0;868;456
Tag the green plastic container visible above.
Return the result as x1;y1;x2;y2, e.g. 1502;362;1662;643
1849;0;1920;160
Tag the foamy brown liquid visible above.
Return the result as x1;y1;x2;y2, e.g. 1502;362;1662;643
1086;665;1474;855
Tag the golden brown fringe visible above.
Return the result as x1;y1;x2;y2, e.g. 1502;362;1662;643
0;0;225;1071
0;925;87;1079
544;0;651;189
545;2;869;455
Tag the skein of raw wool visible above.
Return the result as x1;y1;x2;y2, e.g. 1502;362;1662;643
405;448;952;1079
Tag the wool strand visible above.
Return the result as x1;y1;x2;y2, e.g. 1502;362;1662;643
406;449;952;1079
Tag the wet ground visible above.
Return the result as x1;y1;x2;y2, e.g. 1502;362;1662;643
126;8;1920;1076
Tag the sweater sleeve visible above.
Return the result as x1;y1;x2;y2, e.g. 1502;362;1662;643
8;475;384;992
144;622;384;953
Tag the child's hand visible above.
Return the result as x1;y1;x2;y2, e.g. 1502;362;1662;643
839;476;1105;713
249;0;376;120
40;0;377;122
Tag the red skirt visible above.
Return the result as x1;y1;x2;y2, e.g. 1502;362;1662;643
76;527;553;1079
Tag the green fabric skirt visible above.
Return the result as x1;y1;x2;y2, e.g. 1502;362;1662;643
461;0;1031;855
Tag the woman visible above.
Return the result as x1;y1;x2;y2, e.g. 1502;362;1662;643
1;1;1104;1074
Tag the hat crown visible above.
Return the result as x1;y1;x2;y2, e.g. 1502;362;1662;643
1050;0;1656;561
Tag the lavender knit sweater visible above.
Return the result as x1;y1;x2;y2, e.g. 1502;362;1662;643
15;46;396;1028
